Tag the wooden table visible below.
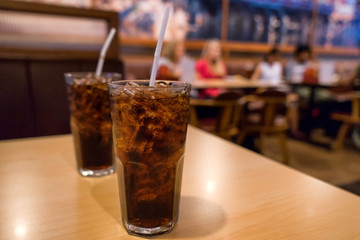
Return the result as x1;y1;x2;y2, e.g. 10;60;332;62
192;77;285;89
1;126;360;239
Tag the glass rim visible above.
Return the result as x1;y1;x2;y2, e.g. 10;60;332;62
64;72;122;78
108;80;191;89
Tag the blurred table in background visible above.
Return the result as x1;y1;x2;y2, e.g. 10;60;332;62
1;126;360;239
192;77;286;89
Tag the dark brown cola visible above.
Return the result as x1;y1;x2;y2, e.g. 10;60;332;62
66;73;119;177
109;80;190;236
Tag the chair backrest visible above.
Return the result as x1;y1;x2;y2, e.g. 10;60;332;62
257;90;287;128
189;92;242;137
240;90;287;130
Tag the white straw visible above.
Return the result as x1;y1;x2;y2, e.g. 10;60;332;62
95;27;117;77
149;6;171;86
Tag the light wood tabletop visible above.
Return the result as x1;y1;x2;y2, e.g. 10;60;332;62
1;126;360;240
192;77;285;89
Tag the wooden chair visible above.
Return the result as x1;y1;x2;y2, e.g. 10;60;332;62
331;92;360;150
236;90;290;164
189;92;242;140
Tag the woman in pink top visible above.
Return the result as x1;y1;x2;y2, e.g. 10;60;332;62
196;39;227;98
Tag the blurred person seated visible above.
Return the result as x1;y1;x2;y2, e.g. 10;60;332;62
286;44;358;138
251;48;282;85
285;44;323;101
316;43;360;137
196;39;227;98
251;48;299;136
285;45;316;137
286;45;316;83
156;40;185;80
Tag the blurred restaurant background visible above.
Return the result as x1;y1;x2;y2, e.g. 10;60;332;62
1;0;360;194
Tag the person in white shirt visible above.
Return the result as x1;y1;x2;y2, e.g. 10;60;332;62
251;48;282;84
285;45;312;83
252;48;301;136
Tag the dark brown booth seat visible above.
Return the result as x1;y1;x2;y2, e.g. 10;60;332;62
123;57;153;80
0;58;124;140
226;60;257;78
